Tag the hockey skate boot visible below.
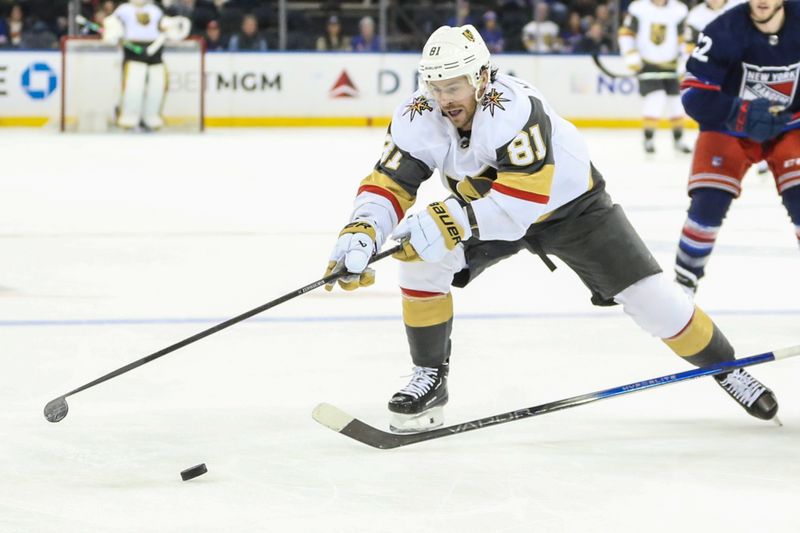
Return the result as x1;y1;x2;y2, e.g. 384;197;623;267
714;368;779;421
674;265;698;297
644;138;656;154
388;362;449;433
674;140;692;154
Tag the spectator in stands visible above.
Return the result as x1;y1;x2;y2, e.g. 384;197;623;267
496;0;528;52
316;15;350;51
573;21;614;54
351;15;380;52
6;3;24;47
100;1;117;18
0;16;8;47
560;11;584;53
522;2;562;53
21;19;57;49
228;13;267;51
204;19;225;51
481;10;504;53
446;0;476;27
594;2;615;42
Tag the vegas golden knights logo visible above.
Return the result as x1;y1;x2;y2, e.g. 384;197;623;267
650;24;666;45
136;12;151;26
462;29;475;42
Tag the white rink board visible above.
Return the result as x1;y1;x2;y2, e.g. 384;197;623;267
2;128;799;532
1;51;646;125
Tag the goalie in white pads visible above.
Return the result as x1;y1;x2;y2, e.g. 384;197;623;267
325;24;779;433
102;0;190;130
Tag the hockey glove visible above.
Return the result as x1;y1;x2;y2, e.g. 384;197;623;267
391;199;471;263
325;220;379;291
726;98;792;143
623;51;643;73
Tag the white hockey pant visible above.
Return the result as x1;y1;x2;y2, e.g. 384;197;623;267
642;91;684;121
398;247;693;341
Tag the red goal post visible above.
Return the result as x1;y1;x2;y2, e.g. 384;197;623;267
60;35;205;132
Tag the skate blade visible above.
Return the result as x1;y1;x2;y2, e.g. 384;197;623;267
389;406;444;434
772;415;783;427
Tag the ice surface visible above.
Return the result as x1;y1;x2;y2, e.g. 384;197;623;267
1;128;798;532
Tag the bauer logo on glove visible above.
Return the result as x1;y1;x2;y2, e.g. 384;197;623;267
391;198;471;263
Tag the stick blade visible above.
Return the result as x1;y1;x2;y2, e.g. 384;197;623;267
44;397;69;423
312;403;428;449
312;402;354;432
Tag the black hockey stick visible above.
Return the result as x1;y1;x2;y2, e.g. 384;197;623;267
43;244;402;423
312;345;800;449
591;52;679;80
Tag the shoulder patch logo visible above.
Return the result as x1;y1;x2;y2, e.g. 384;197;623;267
402;96;433;122
462;29;475;42
481;88;510;116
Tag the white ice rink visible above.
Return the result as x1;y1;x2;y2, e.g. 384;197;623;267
2;128;799;532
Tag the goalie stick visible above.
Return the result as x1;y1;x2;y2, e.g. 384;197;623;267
74;15;144;55
312;345;800;449
591;52;679;80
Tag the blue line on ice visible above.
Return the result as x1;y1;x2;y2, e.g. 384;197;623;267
2;308;799;327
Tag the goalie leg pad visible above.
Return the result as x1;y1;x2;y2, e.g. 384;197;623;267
142;63;167;130
118;61;147;128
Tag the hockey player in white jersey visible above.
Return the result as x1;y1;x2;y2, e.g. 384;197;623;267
102;0;190;130
684;0;743;48
618;0;691;154
325;25;778;433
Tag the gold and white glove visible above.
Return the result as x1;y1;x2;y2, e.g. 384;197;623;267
623;51;643;72
325;220;380;291
390;199;471;263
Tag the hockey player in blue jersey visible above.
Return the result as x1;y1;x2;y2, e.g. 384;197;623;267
675;0;800;293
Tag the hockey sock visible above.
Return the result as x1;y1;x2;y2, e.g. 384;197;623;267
780;186;800;249
676;188;734;280
401;289;453;368
643;128;655;141
663;306;734;366
672;127;683;141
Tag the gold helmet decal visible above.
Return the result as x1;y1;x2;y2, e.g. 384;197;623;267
462;29;475;42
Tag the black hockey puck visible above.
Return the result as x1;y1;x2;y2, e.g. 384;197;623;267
180;463;207;481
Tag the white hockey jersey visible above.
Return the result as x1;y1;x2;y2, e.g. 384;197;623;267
113;2;163;42
350;73;597;242
619;0;687;64
684;0;744;46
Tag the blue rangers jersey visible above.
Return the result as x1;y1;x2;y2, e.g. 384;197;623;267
681;1;800;134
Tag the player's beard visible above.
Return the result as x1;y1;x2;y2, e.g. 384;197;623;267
750;1;784;24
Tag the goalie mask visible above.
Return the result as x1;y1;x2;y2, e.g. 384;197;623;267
418;25;492;102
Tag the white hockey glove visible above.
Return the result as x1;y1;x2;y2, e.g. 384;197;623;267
161;15;191;42
325;220;381;291
391;199;471;263
101;15;124;45
623;51;643;72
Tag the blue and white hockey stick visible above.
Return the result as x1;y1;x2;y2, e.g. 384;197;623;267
313;345;800;449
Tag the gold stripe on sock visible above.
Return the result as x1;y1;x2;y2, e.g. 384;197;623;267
402;292;453;328
663;307;714;358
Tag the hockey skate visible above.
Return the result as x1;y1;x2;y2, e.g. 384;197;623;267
714;368;779;421
644;138;656;154
674;265;698;296
673;139;692;154
388;362;449;433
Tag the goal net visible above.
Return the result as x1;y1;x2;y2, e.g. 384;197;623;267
60;36;205;132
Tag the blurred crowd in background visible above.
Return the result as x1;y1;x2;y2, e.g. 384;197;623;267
0;0;679;54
